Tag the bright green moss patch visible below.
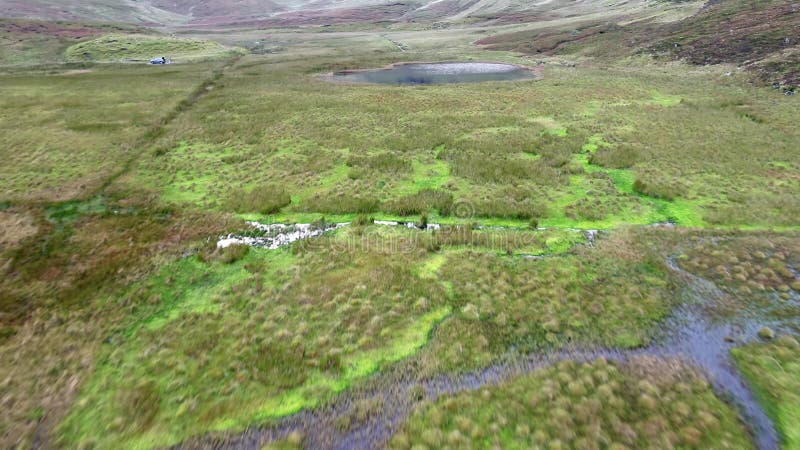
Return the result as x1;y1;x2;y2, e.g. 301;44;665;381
569;142;710;227
45;195;109;224
733;336;800;450
390;357;751;449
418;253;447;279
650;92;682;106
65;34;239;63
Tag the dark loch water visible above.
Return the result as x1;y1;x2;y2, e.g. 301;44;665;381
332;62;535;85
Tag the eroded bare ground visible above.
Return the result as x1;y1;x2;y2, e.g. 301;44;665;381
177;247;797;450
0;208;38;253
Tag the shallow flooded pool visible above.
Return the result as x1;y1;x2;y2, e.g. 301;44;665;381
330;62;535;85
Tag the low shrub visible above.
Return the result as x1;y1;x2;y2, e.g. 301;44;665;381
383;189;453;216
346;151;412;173
226;184;291;214
589;144;640;169
302;193;380;214
220;244;249;264
632;175;687;200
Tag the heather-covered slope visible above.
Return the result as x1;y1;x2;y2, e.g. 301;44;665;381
478;0;800;86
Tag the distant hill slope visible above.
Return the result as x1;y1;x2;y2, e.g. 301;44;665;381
653;0;799;86
0;18;148;65
0;0;697;27
0;0;185;25
478;0;800;87
0;0;391;25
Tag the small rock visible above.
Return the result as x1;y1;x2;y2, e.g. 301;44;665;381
758;327;775;340
724;335;735;343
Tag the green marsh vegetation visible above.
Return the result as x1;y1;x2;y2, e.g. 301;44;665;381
0;194;240;447
391;357;752;450
0;6;799;449
677;234;800;305
734;336;800;450
59;229;454;448
57;224;601;448
0;63;216;202
122;47;800;229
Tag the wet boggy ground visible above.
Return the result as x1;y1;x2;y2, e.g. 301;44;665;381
190;230;796;450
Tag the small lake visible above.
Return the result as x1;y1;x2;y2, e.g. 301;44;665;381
331;62;535;85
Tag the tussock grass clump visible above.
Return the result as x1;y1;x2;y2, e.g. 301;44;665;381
441;150;564;185
678;235;800;299
301;192;380;214
470;197;547;220
589;144;640;169
226;184;291;214
219;243;249;263
564;172;641;221
117;381;160;432
733;336;800;449
440;249;670;349
632;174;688;201
414;226;582;256
351;214;375;226
390;357;752;450
529;131;588;168
383;189;453;216
347;151;412;174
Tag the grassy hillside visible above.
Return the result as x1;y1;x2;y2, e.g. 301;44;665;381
0;0;702;27
0;19;146;66
65;33;240;63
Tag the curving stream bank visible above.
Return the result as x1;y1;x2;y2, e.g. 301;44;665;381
216;220;597;250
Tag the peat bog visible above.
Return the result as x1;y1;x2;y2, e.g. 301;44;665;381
1;0;799;449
